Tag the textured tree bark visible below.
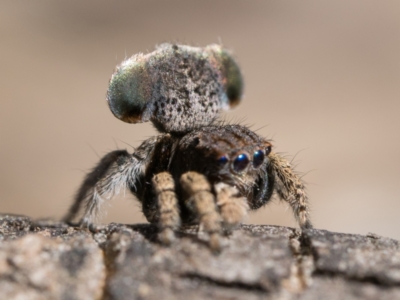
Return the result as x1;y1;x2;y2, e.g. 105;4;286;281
1;213;399;300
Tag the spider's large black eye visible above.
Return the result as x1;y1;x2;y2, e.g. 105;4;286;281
191;137;200;147
218;155;229;166
232;153;249;172
253;150;265;168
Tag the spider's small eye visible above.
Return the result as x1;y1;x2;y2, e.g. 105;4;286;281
232;153;249;172
192;137;200;147
218;155;229;166
265;145;272;156
253;150;265;168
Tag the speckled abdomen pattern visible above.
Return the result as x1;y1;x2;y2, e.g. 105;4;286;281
107;43;243;133
148;44;226;133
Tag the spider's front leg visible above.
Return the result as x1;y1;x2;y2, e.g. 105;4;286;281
152;172;181;245
268;152;313;229
179;172;249;251
180;172;223;252
63;149;144;228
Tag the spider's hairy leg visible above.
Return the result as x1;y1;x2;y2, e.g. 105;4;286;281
180;172;222;252
268;152;312;229
215;182;248;232
152;172;180;245
63;150;141;227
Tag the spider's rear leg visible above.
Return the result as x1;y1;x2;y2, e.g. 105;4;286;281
63;150;139;227
215;182;248;233
268;152;313;229
180;171;222;252
152;172;180;245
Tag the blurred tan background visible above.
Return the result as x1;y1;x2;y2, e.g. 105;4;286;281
1;1;399;239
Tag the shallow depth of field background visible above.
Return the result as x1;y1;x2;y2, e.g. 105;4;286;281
1;1;399;239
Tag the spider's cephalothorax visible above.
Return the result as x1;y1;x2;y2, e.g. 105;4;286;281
64;43;312;251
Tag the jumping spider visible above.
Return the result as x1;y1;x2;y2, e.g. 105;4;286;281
64;43;312;251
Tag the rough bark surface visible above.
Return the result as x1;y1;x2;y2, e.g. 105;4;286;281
1;213;399;300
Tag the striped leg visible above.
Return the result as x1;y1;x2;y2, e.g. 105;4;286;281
180;171;222;252
152;172;180;245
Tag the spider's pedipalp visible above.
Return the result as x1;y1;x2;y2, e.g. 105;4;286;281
215;182;248;232
63;150;143;227
180;171;222;252
268;152;313;229
152;172;180;245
